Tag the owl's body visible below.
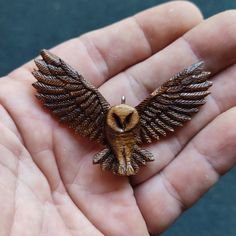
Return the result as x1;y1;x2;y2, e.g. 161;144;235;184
32;50;212;176
105;104;141;175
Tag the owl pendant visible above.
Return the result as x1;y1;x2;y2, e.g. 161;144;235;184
32;50;212;176
104;102;144;176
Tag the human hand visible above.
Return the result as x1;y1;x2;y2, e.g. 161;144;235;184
0;1;236;235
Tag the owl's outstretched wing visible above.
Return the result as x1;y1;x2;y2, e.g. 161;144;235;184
136;62;212;144
32;49;110;144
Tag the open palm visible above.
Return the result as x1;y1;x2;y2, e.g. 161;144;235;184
1;2;236;235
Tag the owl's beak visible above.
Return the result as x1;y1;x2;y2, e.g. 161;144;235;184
118;125;126;133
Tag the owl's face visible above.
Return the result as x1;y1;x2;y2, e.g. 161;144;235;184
106;104;140;133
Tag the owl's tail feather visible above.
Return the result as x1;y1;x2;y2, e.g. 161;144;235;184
93;147;117;173
131;145;155;174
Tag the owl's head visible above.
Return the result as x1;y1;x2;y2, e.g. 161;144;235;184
106;104;140;133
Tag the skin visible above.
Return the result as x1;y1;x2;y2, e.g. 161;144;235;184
0;1;236;235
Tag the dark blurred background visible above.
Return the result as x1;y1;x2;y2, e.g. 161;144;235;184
0;0;235;235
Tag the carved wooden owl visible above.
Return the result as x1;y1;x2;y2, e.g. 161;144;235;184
32;50;212;176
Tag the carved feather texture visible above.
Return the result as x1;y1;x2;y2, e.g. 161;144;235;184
32;49;110;143
32;50;212;176
136;62;212;143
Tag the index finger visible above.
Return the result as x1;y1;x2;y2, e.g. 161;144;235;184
11;1;203;88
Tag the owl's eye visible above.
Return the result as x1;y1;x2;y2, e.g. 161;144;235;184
124;112;133;125
112;113;123;129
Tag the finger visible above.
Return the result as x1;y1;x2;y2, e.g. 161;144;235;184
134;107;236;234
100;10;236;105
81;1;202;81
10;1;202;87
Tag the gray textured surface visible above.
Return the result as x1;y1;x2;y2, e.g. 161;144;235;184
0;1;235;235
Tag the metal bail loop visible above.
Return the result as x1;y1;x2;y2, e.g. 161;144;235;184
121;96;126;104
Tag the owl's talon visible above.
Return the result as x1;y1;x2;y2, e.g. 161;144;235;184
118;165;126;176
126;164;135;176
117;163;136;176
